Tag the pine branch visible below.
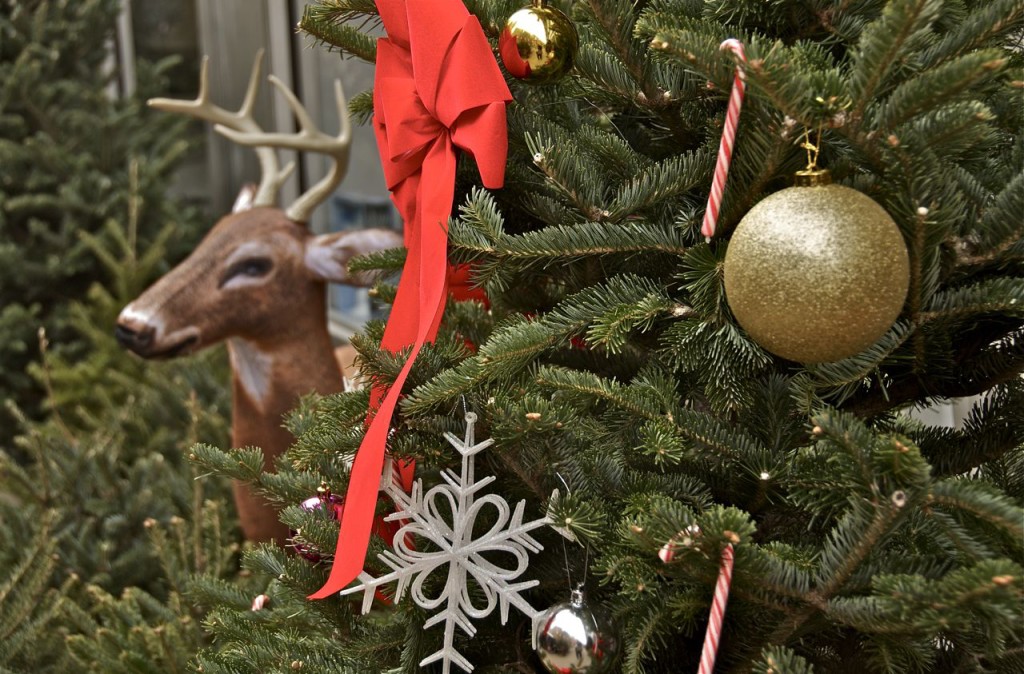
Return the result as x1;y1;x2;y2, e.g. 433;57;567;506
827;559;1023;638
535;364;770;470
928;479;1024;544
848;0;942;130
581;0;692;144
767;501;904;647
298;6;378;63
753;646;816;674
845;323;1024;417
873;49;1008;132
918;0;1024;68
915;382;1024;478
452;218;689;263
404;275;671;412
955;171;1024;270
795;322;915;409
189;444;265;483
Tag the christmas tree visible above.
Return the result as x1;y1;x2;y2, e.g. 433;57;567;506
188;0;1023;672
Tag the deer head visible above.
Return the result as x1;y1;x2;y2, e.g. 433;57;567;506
115;52;401;543
114;198;399;360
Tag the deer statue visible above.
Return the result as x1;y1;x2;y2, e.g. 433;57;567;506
115;52;401;543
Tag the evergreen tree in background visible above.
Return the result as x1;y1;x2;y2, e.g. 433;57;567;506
0;219;239;671
196;0;1020;672
1;2;246;671
0;0;201;444
0;185;239;673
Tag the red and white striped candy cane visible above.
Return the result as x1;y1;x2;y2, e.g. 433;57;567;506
701;39;748;240
698;544;735;674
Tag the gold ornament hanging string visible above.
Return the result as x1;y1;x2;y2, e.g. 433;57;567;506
795;125;831;187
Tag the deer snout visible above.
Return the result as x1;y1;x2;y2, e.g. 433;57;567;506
115;322;155;354
116;305;200;359
115;304;158;355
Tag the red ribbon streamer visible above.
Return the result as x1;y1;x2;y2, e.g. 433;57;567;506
310;0;511;600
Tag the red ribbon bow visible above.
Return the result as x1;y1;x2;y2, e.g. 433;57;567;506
310;0;511;600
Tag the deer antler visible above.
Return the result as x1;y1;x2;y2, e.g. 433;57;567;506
148;50;294;209
216;76;351;224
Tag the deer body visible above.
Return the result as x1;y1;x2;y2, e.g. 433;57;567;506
229;334;341;543
116;54;400;543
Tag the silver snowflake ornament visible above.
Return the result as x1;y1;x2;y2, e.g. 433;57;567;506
340;412;551;674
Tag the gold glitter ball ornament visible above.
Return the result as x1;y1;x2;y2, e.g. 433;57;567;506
499;1;578;83
723;173;909;363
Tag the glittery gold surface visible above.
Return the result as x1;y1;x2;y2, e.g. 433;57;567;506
723;184;910;363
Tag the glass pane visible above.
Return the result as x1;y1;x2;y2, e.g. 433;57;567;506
130;0;200;97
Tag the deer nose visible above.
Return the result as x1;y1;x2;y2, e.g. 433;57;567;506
115;323;154;353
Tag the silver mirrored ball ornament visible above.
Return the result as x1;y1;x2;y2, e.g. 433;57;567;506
535;587;619;674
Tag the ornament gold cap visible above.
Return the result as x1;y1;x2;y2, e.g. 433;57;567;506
793;168;832;187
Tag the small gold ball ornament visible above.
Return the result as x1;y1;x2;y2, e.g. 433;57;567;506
499;0;578;83
723;170;910;363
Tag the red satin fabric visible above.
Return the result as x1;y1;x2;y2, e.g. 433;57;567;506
310;0;510;600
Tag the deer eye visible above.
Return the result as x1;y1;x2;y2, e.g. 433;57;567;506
220;257;273;286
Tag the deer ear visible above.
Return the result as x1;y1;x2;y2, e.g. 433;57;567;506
232;184;258;213
305;229;403;286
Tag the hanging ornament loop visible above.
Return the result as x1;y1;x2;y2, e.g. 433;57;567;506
800;127;821;170
701;38;748;241
795;126;831;187
537;475;617;673
553;471;591;593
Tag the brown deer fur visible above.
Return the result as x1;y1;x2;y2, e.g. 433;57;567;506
116;205;400;542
